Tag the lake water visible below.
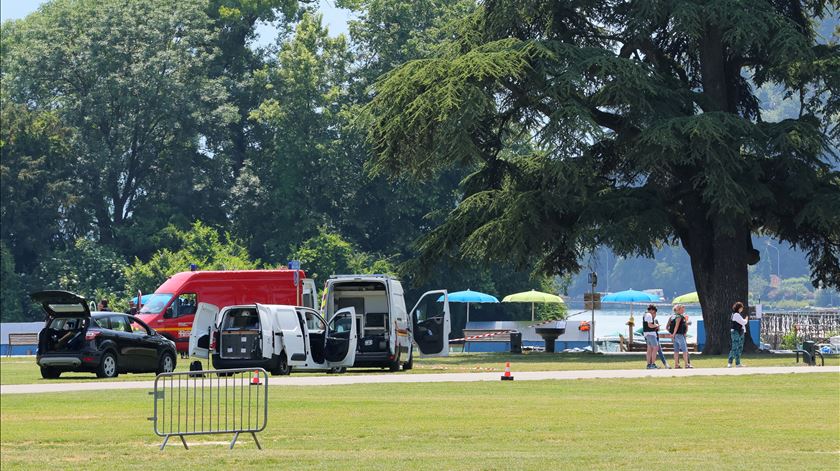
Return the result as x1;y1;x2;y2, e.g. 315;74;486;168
563;302;702;339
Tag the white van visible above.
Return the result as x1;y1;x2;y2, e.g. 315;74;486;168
189;303;357;374
321;275;451;371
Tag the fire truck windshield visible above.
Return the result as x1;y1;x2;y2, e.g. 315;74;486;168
138;294;173;314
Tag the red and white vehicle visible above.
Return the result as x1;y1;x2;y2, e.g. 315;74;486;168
134;270;318;353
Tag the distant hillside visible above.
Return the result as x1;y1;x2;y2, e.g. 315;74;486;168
567;236;820;302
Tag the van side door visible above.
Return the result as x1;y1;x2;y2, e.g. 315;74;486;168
277;308;306;366
256;304;274;359
189;303;219;359
325;307;358;368
410;290;451;357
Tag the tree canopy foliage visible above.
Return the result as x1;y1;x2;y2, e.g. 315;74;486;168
123;221;262;293
362;0;840;352
3;0;832;350
1;0;549;323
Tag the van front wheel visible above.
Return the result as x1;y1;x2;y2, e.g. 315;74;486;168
272;353;291;376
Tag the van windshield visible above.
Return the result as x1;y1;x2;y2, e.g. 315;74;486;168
138;294;173;314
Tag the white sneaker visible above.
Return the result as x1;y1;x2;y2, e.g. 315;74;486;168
736;364;745;368
726;363;732;368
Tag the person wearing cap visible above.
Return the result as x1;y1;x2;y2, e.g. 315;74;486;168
642;304;661;369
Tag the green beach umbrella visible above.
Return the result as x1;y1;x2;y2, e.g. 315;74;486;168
673;291;699;304
502;290;565;321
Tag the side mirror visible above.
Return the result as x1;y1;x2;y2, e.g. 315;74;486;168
164;306;174;319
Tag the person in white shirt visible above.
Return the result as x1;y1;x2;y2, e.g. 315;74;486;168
727;301;748;367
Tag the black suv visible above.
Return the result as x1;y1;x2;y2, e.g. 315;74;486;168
33;290;178;379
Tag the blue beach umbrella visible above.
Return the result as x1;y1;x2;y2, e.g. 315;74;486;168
601;289;658;320
438;289;499;323
601;289;659;303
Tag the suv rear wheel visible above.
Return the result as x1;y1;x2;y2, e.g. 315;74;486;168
96;352;119;378
156;352;176;375
40;366;61;379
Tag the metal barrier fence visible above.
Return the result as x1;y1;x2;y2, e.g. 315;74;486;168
761;310;840;348
149;368;268;450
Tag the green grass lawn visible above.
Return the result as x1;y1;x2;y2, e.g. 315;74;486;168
1;374;838;470
2;352;837;385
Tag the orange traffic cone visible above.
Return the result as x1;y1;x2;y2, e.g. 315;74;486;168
501;361;514;381
250;370;261;386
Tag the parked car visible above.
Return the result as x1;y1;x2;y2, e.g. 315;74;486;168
32;290;178;379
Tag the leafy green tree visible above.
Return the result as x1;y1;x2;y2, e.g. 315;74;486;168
0;101;78;271
774;276;815;301
0;240;25;322
336;0;477;259
2;0;228;246
242;12;353;259
30;238;128;310
203;0;301;181
289;226;395;281
748;269;770;304
124;221;261;294
331;0;535;301
362;0;840;353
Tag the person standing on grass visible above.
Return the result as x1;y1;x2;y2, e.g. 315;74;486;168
671;304;692;368
643;305;661;369
728;301;748;367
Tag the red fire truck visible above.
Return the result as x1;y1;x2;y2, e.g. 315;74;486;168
134;269;318;353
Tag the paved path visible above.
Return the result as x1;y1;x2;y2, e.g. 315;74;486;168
2;366;837;394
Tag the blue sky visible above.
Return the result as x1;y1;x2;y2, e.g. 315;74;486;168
1;0;353;41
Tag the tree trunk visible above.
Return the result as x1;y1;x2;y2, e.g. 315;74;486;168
94;198;114;245
683;223;753;355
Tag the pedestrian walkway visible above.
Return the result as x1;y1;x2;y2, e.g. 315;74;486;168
2;366;836;394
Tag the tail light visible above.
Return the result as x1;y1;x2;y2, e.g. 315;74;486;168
210;332;217;351
85;330;101;341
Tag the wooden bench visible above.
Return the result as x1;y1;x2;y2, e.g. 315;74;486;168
5;333;39;356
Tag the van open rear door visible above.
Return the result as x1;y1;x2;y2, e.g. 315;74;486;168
256;304;274;359
410;290;451;356
325;307;358;368
189;302;219;359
